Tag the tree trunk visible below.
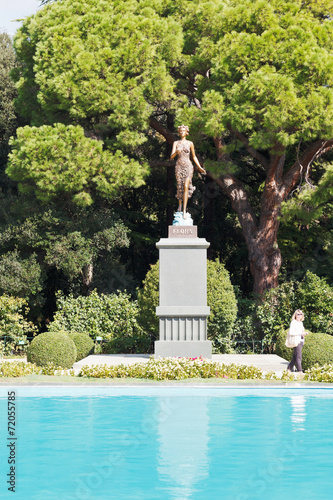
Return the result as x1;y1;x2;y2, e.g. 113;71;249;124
248;235;282;295
213;151;285;295
250;154;284;294
82;262;93;295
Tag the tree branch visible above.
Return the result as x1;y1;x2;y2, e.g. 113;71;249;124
231;129;270;171
149;117;177;145
281;139;333;199
213;136;231;162
207;170;259;245
150;160;175;168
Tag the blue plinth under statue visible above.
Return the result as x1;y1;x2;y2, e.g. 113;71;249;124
154;227;212;359
172;211;194;226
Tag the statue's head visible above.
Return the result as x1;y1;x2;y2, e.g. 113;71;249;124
177;124;189;136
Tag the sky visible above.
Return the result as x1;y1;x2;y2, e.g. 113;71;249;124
0;0;41;38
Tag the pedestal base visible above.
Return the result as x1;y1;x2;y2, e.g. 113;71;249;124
155;235;211;360
154;340;212;359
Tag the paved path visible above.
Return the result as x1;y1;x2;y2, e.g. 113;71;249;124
73;353;288;375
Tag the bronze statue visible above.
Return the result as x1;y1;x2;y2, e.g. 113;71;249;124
170;125;206;220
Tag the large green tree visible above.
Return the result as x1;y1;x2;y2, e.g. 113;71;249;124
11;0;333;294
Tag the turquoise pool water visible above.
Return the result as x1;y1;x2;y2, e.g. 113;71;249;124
1;387;333;500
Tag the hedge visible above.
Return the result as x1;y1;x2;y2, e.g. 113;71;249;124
48;290;142;343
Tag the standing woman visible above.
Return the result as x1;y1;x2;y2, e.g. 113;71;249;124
287;309;307;373
170;125;206;219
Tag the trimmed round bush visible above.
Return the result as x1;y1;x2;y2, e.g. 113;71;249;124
68;332;94;361
276;330;333;370
27;332;76;368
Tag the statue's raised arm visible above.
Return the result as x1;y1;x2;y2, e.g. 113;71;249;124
171;125;206;221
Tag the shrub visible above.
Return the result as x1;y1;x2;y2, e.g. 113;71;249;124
68;332;94;361
0;251;43;300
232;295;261;353
305;364;333;383
275;329;293;363
297;271;333;334
137;262;159;342
49;290;142;342
103;334;151;354
0;295;37;355
206;260;238;352
79;357;264;380
275;330;333;370
256;281;298;351
27;332;77;368
0;361;37;377
302;333;333;370
137;259;238;353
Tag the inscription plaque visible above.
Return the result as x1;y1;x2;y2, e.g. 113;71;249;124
168;226;198;238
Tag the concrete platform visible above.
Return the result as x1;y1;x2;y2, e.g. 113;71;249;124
73;353;288;375
212;354;288;373
1;354;289;376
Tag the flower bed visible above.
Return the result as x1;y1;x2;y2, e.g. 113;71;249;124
79;356;265;380
1;357;333;382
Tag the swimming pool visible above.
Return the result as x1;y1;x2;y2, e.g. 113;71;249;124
1;386;333;500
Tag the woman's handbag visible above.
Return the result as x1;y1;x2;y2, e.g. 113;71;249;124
285;330;299;348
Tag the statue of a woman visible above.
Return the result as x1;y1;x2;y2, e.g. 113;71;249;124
170;125;206;220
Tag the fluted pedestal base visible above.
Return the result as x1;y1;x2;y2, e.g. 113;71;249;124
154;340;212;359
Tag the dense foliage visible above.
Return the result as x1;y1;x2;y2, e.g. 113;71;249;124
48;290;143;345
257;271;333;348
137;261;160;341
3;355;333;382
206;260;238;352
7;124;148;207
0;204;131;323
27;331;77;368
103;334;151;355
0;295;36;355
0;361;38;377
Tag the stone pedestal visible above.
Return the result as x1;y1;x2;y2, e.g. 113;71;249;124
154;228;212;358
